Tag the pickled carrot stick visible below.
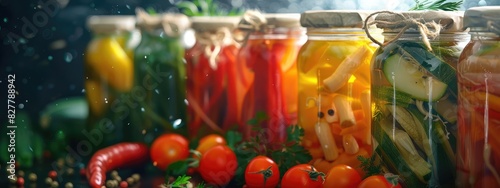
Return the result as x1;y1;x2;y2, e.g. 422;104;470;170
186;93;223;133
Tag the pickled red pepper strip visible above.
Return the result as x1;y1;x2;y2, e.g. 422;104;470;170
222;47;241;130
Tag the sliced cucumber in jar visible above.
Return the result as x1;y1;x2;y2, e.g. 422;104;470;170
382;52;448;101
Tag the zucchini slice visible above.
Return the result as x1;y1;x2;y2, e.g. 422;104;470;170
393;41;458;95
382;52;448;101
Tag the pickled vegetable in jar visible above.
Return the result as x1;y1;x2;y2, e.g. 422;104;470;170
369;11;468;187
237;11;305;144
185;16;241;138
297;11;378;175
128;9;191;141
457;7;500;188
84;15;140;146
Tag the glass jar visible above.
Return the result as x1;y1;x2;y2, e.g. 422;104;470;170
237;12;305;144
297;10;378;174
370;11;468;188
127;10;191;143
84;15;140;147
185;16;241;138
457;7;500;188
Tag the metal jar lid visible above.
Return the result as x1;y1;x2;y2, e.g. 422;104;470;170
300;10;374;28
464;6;500;34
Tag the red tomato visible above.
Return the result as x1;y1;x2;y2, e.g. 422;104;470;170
323;164;361;188
245;156;280;188
150;134;189;170
358;175;402;188
281;164;325;188
196;134;227;156
198;145;237;186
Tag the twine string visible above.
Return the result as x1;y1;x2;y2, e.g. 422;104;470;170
135;8;182;37
236;10;267;43
364;11;442;51
196;27;234;69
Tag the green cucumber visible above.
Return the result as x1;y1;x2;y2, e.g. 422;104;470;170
433;96;458;124
39;97;88;139
407;106;456;186
373;86;414;107
373;118;429;187
393;41;458;95
382;52;448;101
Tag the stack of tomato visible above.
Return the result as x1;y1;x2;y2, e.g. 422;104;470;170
149;133;403;188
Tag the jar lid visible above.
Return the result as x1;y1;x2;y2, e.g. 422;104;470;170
464;6;500;33
264;13;301;28
238;10;301;32
374;11;464;33
190;16;241;32
136;8;190;37
86;15;136;34
300;10;373;28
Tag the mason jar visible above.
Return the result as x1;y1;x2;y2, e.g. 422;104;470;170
297;10;379;175
457;6;500;188
237;11;305;145
84;15;140;147
370;11;468;188
185;16;241;138
126;10;190;143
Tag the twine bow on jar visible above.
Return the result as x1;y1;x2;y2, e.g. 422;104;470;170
135;8;189;38
236;10;267;42
364;11;443;51
196;27;234;70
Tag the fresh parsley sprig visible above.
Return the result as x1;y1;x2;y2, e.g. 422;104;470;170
409;0;463;11
176;0;244;16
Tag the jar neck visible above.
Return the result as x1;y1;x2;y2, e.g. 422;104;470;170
247;27;305;40
468;28;500;41
306;28;377;41
140;28;180;40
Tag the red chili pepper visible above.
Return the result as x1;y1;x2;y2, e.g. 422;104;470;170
86;143;148;188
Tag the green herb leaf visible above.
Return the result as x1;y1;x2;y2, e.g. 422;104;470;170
358;155;383;178
165;161;190;178
164;175;191;188
225;130;243;150
409;0;463;11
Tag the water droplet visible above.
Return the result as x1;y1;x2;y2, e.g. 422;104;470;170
29;146;33;152
19;38;27;44
3;18;7;23
126;4;130;9
155;89;159;94
184;99;188;105
25;100;28;102
173;119;182;128
169;75;173;79
141;107;145;112
144;55;147;59
82;88;86;93
167;97;170;100
48;56;53;61
104;98;108;103
64;52;73;63
18;103;24;109
117;11;121;13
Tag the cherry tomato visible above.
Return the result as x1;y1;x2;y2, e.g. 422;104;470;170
323;164;361;188
281;164;325;188
358;175;402;188
198;145;237;186
245;156;280;188
196;134;227;156
150;134;189;170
